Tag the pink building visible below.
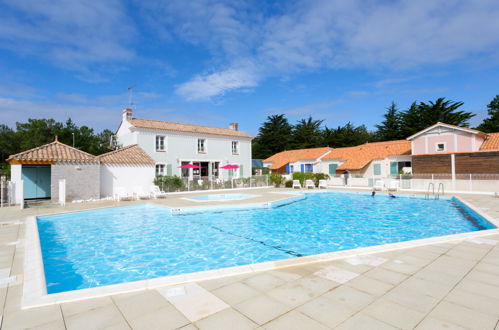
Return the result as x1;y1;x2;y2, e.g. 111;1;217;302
407;122;487;155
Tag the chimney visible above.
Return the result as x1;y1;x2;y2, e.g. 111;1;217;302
122;108;132;121
229;123;239;131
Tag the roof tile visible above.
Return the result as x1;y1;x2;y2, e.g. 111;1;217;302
7;140;96;163
97;145;155;165
480;132;499;150
263;147;332;170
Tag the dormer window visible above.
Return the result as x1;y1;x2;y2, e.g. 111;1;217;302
436;143;446;152
156;136;165;151
197;138;206;153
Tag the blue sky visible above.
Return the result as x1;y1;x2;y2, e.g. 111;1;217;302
1;0;499;136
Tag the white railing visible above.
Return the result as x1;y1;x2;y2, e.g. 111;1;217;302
154;175;270;193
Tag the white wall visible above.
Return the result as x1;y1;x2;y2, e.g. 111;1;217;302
100;164;155;198
10;164;22;204
118;125;252;179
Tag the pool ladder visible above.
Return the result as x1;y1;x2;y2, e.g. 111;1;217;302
425;182;444;200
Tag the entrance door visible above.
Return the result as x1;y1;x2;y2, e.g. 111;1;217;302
22;166;51;199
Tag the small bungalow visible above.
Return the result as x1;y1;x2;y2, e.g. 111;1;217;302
321;140;412;177
262;147;332;174
98;144;155;198
7;137;100;204
407;122;499;175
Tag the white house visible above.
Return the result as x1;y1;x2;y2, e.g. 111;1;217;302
116;109;253;180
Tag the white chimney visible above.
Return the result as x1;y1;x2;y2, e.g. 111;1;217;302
229;123;239;131
122;108;132;121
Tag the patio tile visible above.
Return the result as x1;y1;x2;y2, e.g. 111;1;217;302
112;290;171;320
415;317;468;330
314;265;359;284
234;294;292;325
381;259;423;275
346;275;393;297
242;273;285;292
25;319;67;330
2;304;64;330
396;277;453;300
64;303;129;330
336;312;398;330
195;308;258;330
413;267;464;286
455;278;499;300
211;281;260;305
61;296;114;317
364;267;408;285
465;269;499;287
383;286;440;314
426;301;498;330
444;289;499;318
363;297;426;329
263;310;329;330
474;261;499;275
125;305;190;330
157;283;229;322
297;296;356;328
266;275;337;308
177;325;199;330
265;269;302;282
322;285;375;310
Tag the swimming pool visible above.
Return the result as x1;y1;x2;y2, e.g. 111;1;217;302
37;192;494;294
185;193;256;201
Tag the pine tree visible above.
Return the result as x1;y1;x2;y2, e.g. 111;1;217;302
476;95;499;132
251;114;293;159
375;102;404;141
291;116;324;149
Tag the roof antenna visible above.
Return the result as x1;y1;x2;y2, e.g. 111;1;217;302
127;85;136;109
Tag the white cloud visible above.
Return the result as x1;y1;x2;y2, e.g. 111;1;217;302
161;0;499;100
0;0;135;71
176;67;259;101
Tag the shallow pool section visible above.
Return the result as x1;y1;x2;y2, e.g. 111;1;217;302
185;193;256;201
37;192;495;293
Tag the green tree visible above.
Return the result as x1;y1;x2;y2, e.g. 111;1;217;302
399;98;475;137
375;102;404;141
252;114;293;159
476;95;499;132
322;122;374;147
291;116;324;149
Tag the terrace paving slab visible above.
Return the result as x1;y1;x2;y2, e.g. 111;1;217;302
2;188;499;329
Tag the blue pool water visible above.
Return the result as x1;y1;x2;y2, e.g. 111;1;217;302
37;192;494;293
187;193;255;201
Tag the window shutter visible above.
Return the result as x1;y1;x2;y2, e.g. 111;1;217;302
239;164;243;177
285;165;290;173
390;162;398;175
329;164;338;175
166;164;172;176
373;163;381;175
300;164;305;173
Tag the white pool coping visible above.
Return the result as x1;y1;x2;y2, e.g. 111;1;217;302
22;193;499;309
182;194;259;203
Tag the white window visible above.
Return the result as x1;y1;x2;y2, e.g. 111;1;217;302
156;136;165;151
155;164;165;175
436;142;446;152
231;141;239;154
197;138;206;153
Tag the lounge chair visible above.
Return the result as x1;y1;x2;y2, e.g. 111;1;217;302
292;180;301;189
305;179;315;189
151;186;168;199
387;180;399;192
318;179;327;189
114;187;134;201
134;186;151;200
373;180;384;191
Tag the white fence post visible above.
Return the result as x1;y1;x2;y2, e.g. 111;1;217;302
469;174;472;192
59;179;66;206
19;180;24;210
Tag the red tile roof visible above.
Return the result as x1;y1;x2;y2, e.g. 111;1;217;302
263;147;332;170
129;118;252;138
97;145;155;165
7;139;96;163
480;132;499;151
323;140;411;170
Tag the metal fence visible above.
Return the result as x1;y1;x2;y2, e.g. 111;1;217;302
155;175;270;193
0;180;15;207
327;173;499;193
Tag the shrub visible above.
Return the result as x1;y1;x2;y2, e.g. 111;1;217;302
284;180;293;188
154;175;184;192
313;173;329;186
292;172;306;185
270;173;284;187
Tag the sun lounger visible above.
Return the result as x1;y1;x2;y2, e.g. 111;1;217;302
373;180;384;191
292;180;301;189
151;186;167;199
134;186;151;200
387;180;399;192
305;179;315;189
114;187;134;201
318;179;327;189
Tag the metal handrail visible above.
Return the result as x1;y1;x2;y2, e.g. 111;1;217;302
436;183;444;200
425;182;435;200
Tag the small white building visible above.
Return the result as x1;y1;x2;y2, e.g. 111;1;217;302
116;109;253;180
98;144;156;198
